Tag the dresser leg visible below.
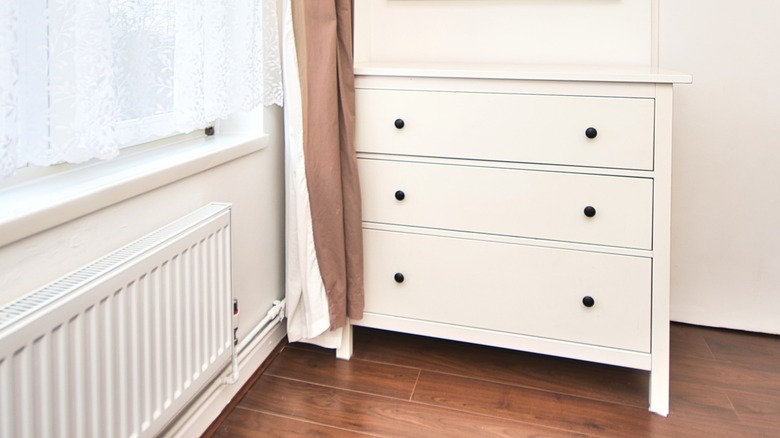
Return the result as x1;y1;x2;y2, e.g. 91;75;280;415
336;320;353;360
648;320;670;416
649;368;670;416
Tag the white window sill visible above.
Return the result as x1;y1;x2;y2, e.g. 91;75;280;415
0;133;268;248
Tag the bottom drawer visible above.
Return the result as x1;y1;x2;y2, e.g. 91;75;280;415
364;229;652;352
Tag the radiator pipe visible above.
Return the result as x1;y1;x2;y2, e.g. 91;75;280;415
223;299;286;385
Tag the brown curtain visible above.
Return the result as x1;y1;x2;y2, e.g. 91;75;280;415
292;0;363;329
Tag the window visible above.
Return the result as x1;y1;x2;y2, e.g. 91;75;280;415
0;0;282;179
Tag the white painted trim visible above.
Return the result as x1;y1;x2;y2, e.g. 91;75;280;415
354;62;691;84
0;133;268;248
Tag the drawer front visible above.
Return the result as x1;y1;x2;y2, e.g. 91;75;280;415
364;230;651;352
356;89;655;170
360;159;653;250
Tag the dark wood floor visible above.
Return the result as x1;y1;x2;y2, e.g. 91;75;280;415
210;323;780;437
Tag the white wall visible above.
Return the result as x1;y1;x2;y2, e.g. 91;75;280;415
660;0;780;334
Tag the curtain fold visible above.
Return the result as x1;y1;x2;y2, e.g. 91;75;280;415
284;0;364;346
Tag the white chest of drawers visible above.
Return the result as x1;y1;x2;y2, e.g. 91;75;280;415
342;64;690;416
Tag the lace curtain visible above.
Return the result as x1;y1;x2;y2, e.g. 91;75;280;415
0;0;282;178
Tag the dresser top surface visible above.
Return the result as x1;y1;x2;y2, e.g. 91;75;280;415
354;62;692;84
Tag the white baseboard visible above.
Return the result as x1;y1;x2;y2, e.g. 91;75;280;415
161;321;287;437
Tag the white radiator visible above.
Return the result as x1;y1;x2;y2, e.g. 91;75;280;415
0;203;235;438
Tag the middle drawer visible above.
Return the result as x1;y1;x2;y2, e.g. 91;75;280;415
360;159;653;250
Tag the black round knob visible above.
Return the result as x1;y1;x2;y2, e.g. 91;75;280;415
583;206;597;218
394;119;405;129
582;296;595;308
394;272;405;283
395;190;405;201
585;127;598;139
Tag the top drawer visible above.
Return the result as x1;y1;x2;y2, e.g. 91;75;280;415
356;89;655;170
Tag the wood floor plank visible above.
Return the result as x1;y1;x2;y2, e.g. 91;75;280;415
350;327;649;408
645;412;779;438
212;407;373;437
265;346;419;399
701;329;780;372
411;370;652;437
669;380;738;422
671;352;780;396
240;375;587;438
728;390;780;428
411;370;777;438
670;323;716;360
